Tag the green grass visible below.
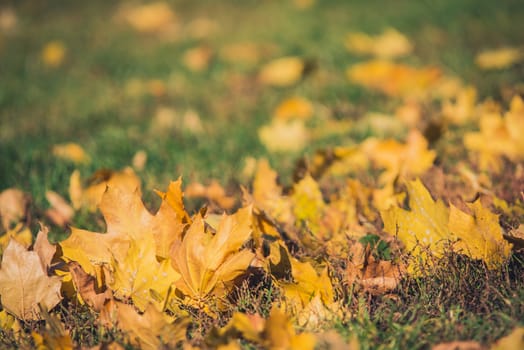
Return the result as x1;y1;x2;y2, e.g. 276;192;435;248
1;0;524;348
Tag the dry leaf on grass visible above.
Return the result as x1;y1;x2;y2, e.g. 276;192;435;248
0;239;62;320
0;188;27;231
170;206;254;305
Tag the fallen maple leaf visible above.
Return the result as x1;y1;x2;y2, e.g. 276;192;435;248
110;236;179;311
449;199;512;269
185;180;236;209
68;262;111;312
382;179;512;273
464;95;524;172
69;167;141;211
170;206;254;305
33;225;56;273
258;56;305;87
362;129;436;185
220;306;316;350
345;28;413;58
346;59;441;98
0;239;62;320
101;300;188;350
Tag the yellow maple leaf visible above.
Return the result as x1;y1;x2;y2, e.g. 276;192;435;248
345;28;413;58
464;95;524;171
346;59;441;98
170;206;255;305
291;174;325;235
449;200;512;269
381;179;451;273
250;158;293;225
362;129;436;185
0;239;62;321
220;306;316;350
60;183;186;300
382;179;512;273
110;236;180;312
100;301;188;350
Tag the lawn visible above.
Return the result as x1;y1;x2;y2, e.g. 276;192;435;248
0;0;523;349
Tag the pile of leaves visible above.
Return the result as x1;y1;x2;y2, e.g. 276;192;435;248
1;2;524;349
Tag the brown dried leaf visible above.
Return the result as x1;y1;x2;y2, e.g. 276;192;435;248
0;240;62;320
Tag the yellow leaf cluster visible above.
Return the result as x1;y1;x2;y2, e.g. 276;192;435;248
464;95;524;171
382;179;512;273
345;28;413;58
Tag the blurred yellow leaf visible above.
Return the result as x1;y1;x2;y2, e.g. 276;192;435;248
442;86;477;125
362;129;436;185
52;143;90;164
259;119;309;153
0;239;62;320
121;2;177;34
0;188;27;231
42;41;66;67
345;28;413;58
347;59;441;98
31;310;73;350
382;179;512;273
273;97;314;121
475;47;523;70
185;180;236;209
464;95;524;172
70;167;141;212
101;301;188;350
259;56;305;87
45;191;74;227
183;46;212;72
